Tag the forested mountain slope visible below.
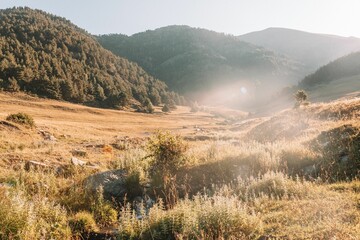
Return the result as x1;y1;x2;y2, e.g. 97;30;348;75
98;26;304;104
298;52;360;101
0;7;181;108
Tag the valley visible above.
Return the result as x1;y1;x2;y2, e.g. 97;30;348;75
0;5;359;240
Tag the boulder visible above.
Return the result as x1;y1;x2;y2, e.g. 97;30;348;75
84;169;127;201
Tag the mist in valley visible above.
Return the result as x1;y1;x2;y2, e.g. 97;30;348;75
0;1;360;240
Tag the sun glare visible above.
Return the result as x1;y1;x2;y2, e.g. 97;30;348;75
240;87;247;94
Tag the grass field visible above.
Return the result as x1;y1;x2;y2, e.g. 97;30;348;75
0;92;359;239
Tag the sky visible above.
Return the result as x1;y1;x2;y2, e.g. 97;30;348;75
0;0;360;37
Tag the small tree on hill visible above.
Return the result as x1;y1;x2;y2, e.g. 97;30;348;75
143;98;154;113
162;104;170;113
294;90;308;108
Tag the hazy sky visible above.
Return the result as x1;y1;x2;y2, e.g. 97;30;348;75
0;0;359;37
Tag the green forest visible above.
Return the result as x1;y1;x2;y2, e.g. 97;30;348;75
299;51;360;88
97;26;302;97
0;7;182;108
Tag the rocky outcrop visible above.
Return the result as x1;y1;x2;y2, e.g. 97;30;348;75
84;169;128;201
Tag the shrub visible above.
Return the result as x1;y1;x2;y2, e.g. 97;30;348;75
162;104;170;112
6;112;35;128
294;90;308;108
94;203;118;227
147;131;188;176
69;211;98;234
86;187;118;227
143;98;154;113
137;99;155;113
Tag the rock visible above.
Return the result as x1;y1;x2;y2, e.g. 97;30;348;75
0;120;21;131
340;155;349;164
71;157;86;166
39;130;57;142
133;195;155;219
72;149;87;157
303;164;316;176
47;135;57;141
25;160;52;171
71;149;87;157
84;169;127;201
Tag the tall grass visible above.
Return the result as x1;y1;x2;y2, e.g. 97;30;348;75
118;172;360;239
118;195;262;239
0;186;71;239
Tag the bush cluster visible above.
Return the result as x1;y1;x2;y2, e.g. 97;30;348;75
6;112;35;128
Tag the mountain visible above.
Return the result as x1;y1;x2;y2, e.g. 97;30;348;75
97;26;304;107
298;51;360;101
239;28;360;74
260;51;360;114
0;7;181;109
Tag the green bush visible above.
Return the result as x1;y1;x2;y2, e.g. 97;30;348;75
94;203;118;227
69;211;98;234
6;112;35;128
147;131;188;176
162;104;170;112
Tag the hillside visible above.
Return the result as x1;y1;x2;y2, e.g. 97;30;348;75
0;7;180;109
97;26;304;107
0;92;359;239
239;27;360;74
297;52;360;102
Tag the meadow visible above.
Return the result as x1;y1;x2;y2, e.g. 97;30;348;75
0;92;359;239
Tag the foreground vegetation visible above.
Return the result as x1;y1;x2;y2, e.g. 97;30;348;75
0;94;359;239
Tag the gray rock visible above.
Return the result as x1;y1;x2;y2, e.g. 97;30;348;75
25;160;52;171
72;149;87;157
340;155;349;164
71;157;86;166
39;130;57;142
84;169;127;201
49;135;57;141
303;164;316;175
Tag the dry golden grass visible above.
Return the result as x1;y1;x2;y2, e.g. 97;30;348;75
0;92;231;169
0;92;359;239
